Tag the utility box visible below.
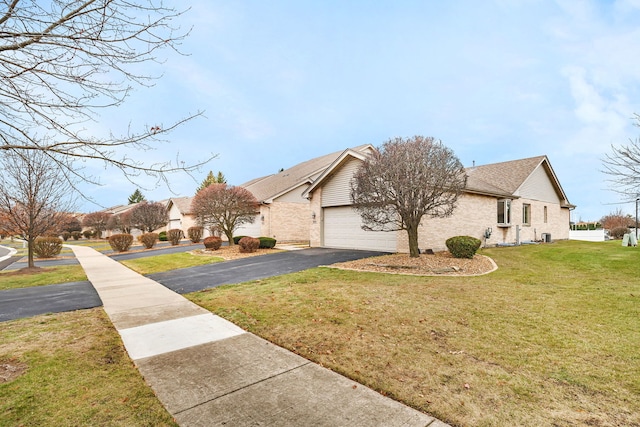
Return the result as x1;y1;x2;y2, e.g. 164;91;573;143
542;233;551;243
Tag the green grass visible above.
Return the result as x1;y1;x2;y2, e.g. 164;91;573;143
121;252;224;275
0;309;177;426
187;240;640;427
0;265;87;290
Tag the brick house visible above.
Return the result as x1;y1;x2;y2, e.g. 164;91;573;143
303;149;574;253
165;145;373;242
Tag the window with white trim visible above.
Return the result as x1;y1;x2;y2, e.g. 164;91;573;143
497;199;511;225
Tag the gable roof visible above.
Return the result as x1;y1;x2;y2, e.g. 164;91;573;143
466;155;573;207
305;152;573;208
241;144;374;203
302;146;374;198
167;196;194;215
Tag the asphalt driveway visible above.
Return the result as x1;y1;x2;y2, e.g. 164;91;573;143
0;248;386;322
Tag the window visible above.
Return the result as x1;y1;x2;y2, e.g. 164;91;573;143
497;199;511;225
544;206;548;224
523;204;531;226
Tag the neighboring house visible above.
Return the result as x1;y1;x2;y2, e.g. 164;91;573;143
303;151;574;253
167;196;197;233
237;144;374;243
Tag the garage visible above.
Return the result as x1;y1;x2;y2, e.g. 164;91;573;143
323;206;397;252
235;215;262;237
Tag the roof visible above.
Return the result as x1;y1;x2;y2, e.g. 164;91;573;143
167;196;194;215
241;144;374;203
465;155;573;207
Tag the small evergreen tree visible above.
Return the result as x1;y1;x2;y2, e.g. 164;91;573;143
197;171;227;193
128;189;145;204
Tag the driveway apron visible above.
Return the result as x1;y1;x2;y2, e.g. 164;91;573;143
68;245;448;427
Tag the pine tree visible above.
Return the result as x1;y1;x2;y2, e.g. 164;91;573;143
128;189;145;204
197;171;227;193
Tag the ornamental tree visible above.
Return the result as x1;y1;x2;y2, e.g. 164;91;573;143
192;184;259;246
129;201;168;233
351;136;467;257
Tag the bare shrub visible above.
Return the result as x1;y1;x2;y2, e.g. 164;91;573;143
167;229;183;245
203;236;222;250
108;234;134;252
140;233;158;249
33;237;63;258
188;226;204;243
239;236;260;253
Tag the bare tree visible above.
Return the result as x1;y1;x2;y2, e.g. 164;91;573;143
56;213;83;234
192;184;259;246
0;150;76;268
600;208;634;231
351;136;467;257
129;201;168;232
107;210;133;234
602;114;640;199
82;211;112;238
0;1;214;192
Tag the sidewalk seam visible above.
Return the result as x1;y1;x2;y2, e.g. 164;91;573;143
172;360;312;416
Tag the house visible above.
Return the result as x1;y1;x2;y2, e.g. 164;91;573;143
164;145;373;242
303;151;574;253
236;144;373;242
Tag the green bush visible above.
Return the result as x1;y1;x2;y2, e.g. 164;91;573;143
140;233;158;249
82;230;92;239
158;231;167;241
258;237;277;249
203;236;222;250
167;229;183;246
445;236;481;259
233;235;247;245
108;233;134;252
33;236;63;258
188;226;204;243
239;236;260;253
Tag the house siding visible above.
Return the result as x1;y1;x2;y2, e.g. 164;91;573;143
515;165;561;203
263;201;311;242
321;159;360;207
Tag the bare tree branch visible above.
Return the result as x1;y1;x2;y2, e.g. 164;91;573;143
0;0;215;194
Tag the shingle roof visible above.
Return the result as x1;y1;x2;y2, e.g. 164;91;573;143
465;156;547;196
168;196;194;215
241;144;373;202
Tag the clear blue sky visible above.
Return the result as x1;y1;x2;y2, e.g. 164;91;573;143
82;0;640;222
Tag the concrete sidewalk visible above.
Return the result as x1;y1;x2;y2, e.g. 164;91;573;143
69;245;449;427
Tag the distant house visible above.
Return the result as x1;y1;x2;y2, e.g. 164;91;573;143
165;146;373;243
303;152;574;253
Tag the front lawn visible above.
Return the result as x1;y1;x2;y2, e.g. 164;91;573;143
0;265;87;290
188;240;640;427
0;309;177;426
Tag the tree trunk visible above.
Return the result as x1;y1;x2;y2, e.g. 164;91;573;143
406;225;420;258
225;230;235;246
27;237;35;268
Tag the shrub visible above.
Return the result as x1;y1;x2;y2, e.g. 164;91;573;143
239;236;260;253
258;237;277;249
71;231;82;240
61;231;71;241
233;235;247;245
188;226;204;243
108;233;134;252
158;231;167;241
610;226;629;240
82;230;93;239
203;236;222;250
446;236;482;259
167;229;184;246
33;236;63;258
140;233;158;249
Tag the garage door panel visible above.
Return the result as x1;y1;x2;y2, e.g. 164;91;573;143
323;207;396;252
235;215;262;237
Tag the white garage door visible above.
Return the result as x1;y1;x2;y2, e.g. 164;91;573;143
323;206;396;252
235;215;262;237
